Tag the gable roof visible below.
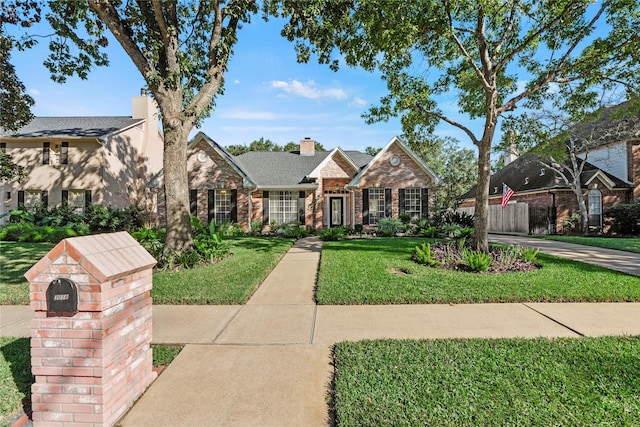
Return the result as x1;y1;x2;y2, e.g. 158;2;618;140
462;154;632;200
188;132;255;188
308;147;360;179
347;136;440;188
0;117;144;139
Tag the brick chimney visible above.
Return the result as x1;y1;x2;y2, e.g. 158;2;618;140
300;137;315;156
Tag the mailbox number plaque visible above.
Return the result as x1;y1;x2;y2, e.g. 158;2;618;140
46;278;78;313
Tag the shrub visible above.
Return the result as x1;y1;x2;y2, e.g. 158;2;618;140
132;227;166;260
433;210;474;228
604;203;640;235
561;212;581;233
413;242;442;267
320;227;344;241
191;217;230;263
398;212;412;224
377;217;405;237
250;220;264;236
463;249;493;272
439;223;463;239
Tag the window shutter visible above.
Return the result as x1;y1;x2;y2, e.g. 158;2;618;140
298;191;305;223
85;190;92;207
385;188;392;217
43;142;50;164
61;142;68;164
0;142;6;152
421;188;429;218
18;190;24;206
398;189;405;213
207;189;215;223
41;190;48;207
262;191;269;224
231;189;238;223
62;190;69;206
362;189;369;225
189;189;197;216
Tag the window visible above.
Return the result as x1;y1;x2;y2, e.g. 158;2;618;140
368;188;385;225
588;189;602;228
403;188;422;220
269;191;297;224
214;189;232;223
24;190;43;209
43;142;50;164
69;190;86;214
189;189;197;216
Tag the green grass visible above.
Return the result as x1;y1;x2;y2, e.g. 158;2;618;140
333;336;640;426
542;235;640;253
151;237;294;304
0;242;55;305
0;337;33;426
151;344;183;367
316;238;640;304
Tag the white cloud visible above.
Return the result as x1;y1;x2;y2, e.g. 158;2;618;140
233;79;240;84
29;89;40;96
270;79;347;101
348;97;368;108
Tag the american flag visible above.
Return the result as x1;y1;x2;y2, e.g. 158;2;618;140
501;184;515;208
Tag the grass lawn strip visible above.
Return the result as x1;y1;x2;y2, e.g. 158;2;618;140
0;237;294;305
334;336;640;426
316;238;640;304
152;237;294;304
542;235;640;254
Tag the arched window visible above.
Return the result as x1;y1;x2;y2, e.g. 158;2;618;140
588;189;602;229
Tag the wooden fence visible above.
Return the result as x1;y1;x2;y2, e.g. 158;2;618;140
458;202;529;233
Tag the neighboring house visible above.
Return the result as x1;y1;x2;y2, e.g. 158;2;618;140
459;154;632;234
0;92;163;221
164;132;439;230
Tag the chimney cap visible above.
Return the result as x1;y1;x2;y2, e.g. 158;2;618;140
140;88;148;96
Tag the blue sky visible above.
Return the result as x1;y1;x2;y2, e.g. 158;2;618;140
9;15;479;153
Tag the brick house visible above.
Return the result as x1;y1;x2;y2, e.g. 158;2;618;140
0;92;163;221
459;154;632;234
177;132;439;230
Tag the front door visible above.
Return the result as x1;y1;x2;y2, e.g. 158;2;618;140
330;197;344;227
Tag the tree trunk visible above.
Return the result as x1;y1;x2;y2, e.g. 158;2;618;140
473;134;492;252
573;186;590;235
160;116;193;253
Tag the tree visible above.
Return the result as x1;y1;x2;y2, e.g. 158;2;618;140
43;1;259;251
0;1;41;131
502;100;640;234
364;146;381;156
269;0;640;251
226;137;326;155
0;151;25;182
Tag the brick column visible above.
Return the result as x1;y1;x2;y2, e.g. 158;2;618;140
26;232;157;427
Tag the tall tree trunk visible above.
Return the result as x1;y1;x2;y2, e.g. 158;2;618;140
160;114;193;253
473;135;492;252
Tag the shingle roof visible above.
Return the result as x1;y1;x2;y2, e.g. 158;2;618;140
462;154;632;200
0;117;144;138
571;102;640;148
234;150;372;188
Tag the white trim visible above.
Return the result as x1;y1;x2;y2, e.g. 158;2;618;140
584;170;616;190
307;147;359;179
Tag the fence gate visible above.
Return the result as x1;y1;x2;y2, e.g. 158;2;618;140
528;206;556;235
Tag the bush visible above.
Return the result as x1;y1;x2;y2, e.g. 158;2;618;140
605;203;640;235
463;248;493;272
377;217;406;237
439;223;463;239
320;227;344;241
250;220;264;235
413;242;442;267
132;227;166;260
433;210;474;228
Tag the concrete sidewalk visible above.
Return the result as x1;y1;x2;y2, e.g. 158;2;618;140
2;236;640;426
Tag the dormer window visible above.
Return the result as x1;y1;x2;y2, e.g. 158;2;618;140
540;168;545;176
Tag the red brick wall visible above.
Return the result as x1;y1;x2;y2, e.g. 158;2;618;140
27;233;156;427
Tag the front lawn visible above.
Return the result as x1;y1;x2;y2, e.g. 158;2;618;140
0;242;54;304
0;237;294;305
316;238;640;304
152;237;294;304
542;235;640;253
333;336;640;426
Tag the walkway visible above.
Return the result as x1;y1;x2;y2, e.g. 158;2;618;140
1;236;640;426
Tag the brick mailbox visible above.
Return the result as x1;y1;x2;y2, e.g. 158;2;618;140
25;232;157;426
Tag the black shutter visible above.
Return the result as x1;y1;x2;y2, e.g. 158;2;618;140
421;188;429;218
0;142;6;152
62;190;69;206
362;189;369;225
43;142;50;164
298;191;305;223
41;190;48;207
385;188;392;217
262;191;269;224
189;189;197;216
85;190;92;207
231;189;238;223
61;142;68;164
208;189;215;223
18;190;24;207
398;189;405;214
